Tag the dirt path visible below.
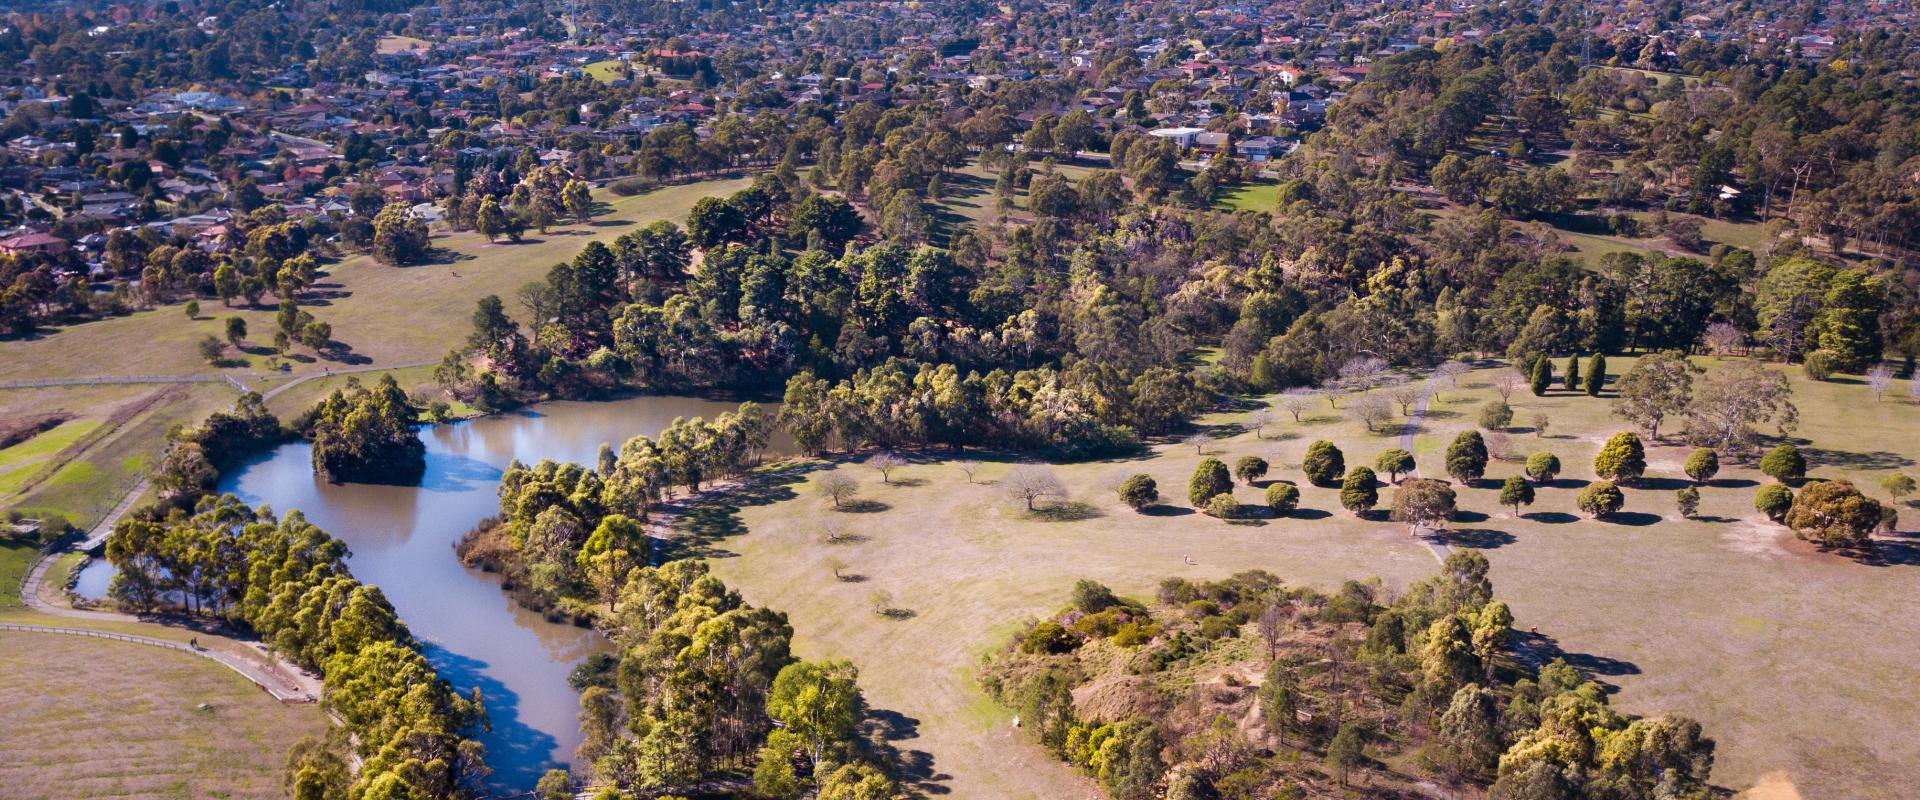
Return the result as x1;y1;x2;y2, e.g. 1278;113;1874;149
259;359;435;403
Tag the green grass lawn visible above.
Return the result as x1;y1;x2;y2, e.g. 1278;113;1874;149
1213;179;1281;213
584;59;628;82
0;536;35;609
696;356;1920;799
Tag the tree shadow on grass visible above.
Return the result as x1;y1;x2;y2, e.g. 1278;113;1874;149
1544;478;1590;491
1804;447;1915;472
1633;476;1694;491
860;706;951;796
1027;500;1102;522
1440;528;1516;549
1285;507;1334;520
1601;511;1663;526
880;476;929;488
654;463;820;560
1710;478;1759;489
1453;510;1491;524
1141;505;1196;517
1854;535;1920;567
1527;511;1579;524
1510;630;1642;692
1379;422;1425;438
836;499;892;514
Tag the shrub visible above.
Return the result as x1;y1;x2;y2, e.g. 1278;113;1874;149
1339;467;1378;515
1584;353;1607;396
1206;493;1241;519
1683;448;1719;484
1754;484;1794;520
1020;621;1077;654
1478;401;1513;430
1189;459;1232;506
1265;482;1300;515
1783;480;1883;549
1675;487;1701;518
1524;451;1561;482
1593;432;1647;483
1760;444;1806;483
1070;580;1120;613
1446;431;1489;485
1803;350;1835;381
608;176;657;196
1576;481;1625;518
1563;354;1582;392
1233;455;1269;485
1118;474;1158;510
1529;356;1552;396
1302;440;1345;487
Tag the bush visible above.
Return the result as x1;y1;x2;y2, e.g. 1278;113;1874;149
1683;448;1719;483
1233;455;1269;484
608;177;657;196
1803;350;1835;381
1754;483;1794;520
1189;459;1232;506
1593;432;1647;483
1206;493;1241;519
1759;444;1806;483
1118;474;1158;510
1783;480;1883;549
1675;487;1701;518
1302;440;1345;487
1478;401;1513;431
1070;579;1120;613
1265;482;1300;515
1529;356;1552;396
1339;467;1378;515
1576;481;1625;518
1020;621;1078;654
1584;353;1607;396
1524;451;1561;482
1446;431;1489;484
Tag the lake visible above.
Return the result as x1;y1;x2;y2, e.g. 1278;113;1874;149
80;394;773;791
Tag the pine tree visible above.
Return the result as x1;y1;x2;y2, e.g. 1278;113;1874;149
1563;353;1581;391
1529;355;1552;396
1584;353;1607;396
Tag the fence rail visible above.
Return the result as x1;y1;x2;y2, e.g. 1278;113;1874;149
0;374;249;392
0;622;316;703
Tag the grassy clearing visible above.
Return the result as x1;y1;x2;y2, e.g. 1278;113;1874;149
375;35;430;54
0;536;35;608
694;357;1920;798
1212;179;1281;213
584;59;628;82
0;631;326;800
0;420;101;468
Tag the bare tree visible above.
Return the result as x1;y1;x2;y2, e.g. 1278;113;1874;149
1182;432;1212;455
817;473;859;509
1705;322;1746;356
817;519;851;544
1867;363;1894;401
868;452;905;484
1246;408;1276;439
955;459;982;483
1531;412;1550;438
1000;465;1068;511
1256;602;1289;660
1338;356;1387;392
826;557;849;580
868;589;895;615
1492;371;1524;403
1388;382;1423;416
1485;430;1512;461
1350;392;1394;433
1434;359;1469;388
1278;388;1316;421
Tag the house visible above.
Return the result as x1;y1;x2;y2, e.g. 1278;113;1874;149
1148;127;1207;148
0;232;69;256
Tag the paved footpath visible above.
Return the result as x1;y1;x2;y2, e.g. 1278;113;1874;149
1395;376;1453;564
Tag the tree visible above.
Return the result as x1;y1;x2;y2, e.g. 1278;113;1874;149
475;197;508;242
1277;388;1315;422
1500;476;1535;516
1612;352;1699;440
1577;481;1625;518
184;300;200;320
1563;354;1582;392
1392;478;1457;531
1265;483;1300;516
1446;431;1489;485
957;461;981;484
1686;361;1798;453
1492;372;1524;403
1182;433;1212;455
1259;661;1299;744
578;514;645;611
1593;432;1647;483
1002;465;1067;511
1760;444;1807;483
1525;451;1561;482
817;763;899;800
1755;483;1794;521
197;334;226;363
1245;409;1276;439
1531;413;1550;437
867;452;905;484
224;316;247;345
1374;449;1415;483
1684;448;1719;483
1867;364;1894;401
1881;473;1915;504
306;375;424;484
1431;685;1502;781
1340;467;1378;516
563;179;594;222
766;660;861;768
1326;722;1365;786
1233;456;1269;485
371;203;430;265
1676;487;1701;519
1584;353;1607;396
537;769;573;800
1206;493;1241;519
1118;474;1158;510
1350;392;1394;432
1479;401;1513;431
1784;480;1884;549
1189;458;1232;506
817;473;859;509
1528;356;1552;396
1302;441;1344;487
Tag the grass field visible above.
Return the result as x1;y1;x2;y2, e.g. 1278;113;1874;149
0;631;327;800
1212;179;1282;212
583;59;628;83
375;35;430;54
695;356;1920;799
0;178;747;527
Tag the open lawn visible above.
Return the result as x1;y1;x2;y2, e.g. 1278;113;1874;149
583;59;628;83
0;631;326;800
375;35;431;54
1212;179;1282;213
694;356;1920;799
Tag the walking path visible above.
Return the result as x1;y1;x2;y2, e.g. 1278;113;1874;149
0;373;248;392
259;360;434;402
1396;376;1452;564
0;622;316;702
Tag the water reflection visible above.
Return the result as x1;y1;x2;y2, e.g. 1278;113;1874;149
209;395;774;792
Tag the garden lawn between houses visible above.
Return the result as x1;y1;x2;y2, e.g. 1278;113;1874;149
690;357;1920;800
